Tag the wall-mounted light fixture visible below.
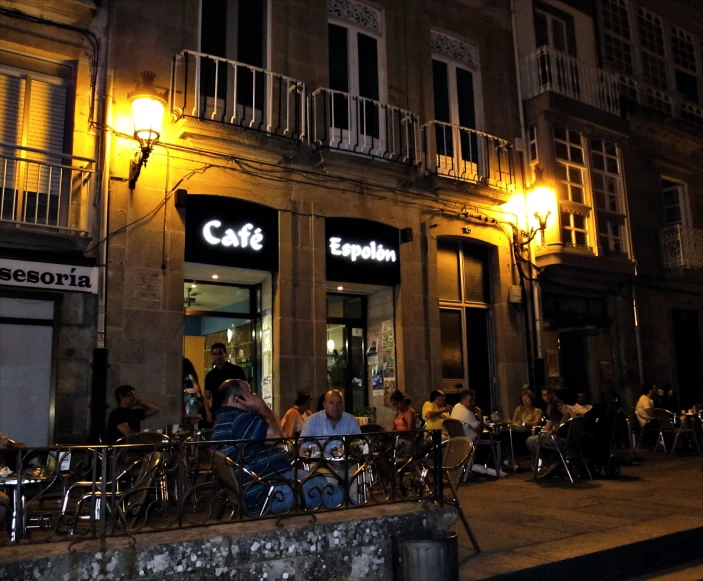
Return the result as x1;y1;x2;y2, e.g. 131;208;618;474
520;167;555;246
128;71;167;190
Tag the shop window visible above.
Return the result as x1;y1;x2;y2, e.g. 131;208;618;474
437;238;494;410
600;0;634;74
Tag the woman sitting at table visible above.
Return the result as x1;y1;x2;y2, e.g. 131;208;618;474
390;391;418;432
511;390;543;429
280;391;313;438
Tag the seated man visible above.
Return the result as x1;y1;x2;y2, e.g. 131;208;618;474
106;385;160;444
422;390;453;432
526;387;571;479
300;390;362;503
635;383;657;429
450;389;483;442
212;380;341;515
570;392;593;417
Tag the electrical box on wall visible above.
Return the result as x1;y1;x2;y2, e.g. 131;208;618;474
509;285;522;304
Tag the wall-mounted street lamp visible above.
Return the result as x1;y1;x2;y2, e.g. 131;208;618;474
521;167;555;246
128;71;167;190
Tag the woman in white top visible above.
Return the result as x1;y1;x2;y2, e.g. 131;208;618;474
280;391;313;437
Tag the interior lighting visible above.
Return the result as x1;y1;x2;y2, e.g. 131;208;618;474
336;286;344;291
327;339;335;352
211;274;219;280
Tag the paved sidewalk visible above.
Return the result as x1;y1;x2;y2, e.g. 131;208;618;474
452;453;703;580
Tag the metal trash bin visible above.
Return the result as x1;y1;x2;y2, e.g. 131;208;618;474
392;530;459;581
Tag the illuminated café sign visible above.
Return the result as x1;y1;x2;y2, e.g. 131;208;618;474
325;218;401;286
0;257;97;293
185;195;278;270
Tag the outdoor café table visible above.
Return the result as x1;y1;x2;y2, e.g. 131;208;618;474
673;413;701;455
0;472;48;542
481;422;514;478
299;442;371;504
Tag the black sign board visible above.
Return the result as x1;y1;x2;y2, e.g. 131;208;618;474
185;194;278;271
325;218;401;286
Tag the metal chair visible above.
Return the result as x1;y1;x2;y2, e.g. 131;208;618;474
533;416;593;484
668;410;701;456
443;419;466;439
440;437;480;552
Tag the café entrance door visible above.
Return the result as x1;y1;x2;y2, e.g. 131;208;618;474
326;294;366;414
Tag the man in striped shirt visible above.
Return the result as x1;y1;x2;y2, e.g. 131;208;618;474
212;380;342;515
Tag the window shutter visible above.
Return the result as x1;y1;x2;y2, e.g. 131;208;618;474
0;72;26;146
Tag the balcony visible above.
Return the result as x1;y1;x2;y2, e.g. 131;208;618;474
310;88;420;165
421;121;516;191
170;50;307;141
616;75;703;130
660;225;703;269
0;143;94;235
523;47;620;115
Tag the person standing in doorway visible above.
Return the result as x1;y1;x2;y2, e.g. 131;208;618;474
204;342;247;413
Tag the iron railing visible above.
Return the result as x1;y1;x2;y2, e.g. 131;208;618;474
310;88;420;165
0;431;443;547
171;50;307;141
523;46;621;115
0;143;94;234
421;121;516;191
660;224;703;269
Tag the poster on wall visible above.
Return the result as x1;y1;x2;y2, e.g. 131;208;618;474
381;352;395;379
381;321;394;350
261;309;273;408
384;378;396;405
372;368;384;396
546;348;560;377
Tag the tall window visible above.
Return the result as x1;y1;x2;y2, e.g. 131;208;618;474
327;0;383;139
637;8;668;90
600;0;634;74
591;139;626;255
430;31;480;173
554;127;590;250
670;27;699;103
534;7;574;55
661;178;689;227
199;0;267;119
0;51;72;224
437;239;494;410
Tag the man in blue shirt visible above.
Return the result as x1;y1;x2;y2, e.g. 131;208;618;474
300;390;362;503
212;380;342;515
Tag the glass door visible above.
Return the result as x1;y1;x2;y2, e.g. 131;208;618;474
326;294;366;413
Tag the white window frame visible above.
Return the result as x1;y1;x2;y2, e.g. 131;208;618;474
598;0;635;75
327;7;387;155
590;138;628;255
661;177;690;227
534;8;571;53
670;25;699;104
636;7;669;90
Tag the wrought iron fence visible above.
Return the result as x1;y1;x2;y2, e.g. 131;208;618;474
171;50;307;141
0;142;94;234
523;46;621;115
421;121;516;191
660;224;703;269
310;88;420;165
0;431;443;547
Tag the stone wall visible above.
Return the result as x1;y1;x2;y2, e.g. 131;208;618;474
0;506;457;581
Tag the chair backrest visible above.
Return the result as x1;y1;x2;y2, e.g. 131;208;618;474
441;437;473;490
125;432;169;445
560;416;589;451
443;419;466;439
212;450;241;507
360;424;385;434
650;408;675;429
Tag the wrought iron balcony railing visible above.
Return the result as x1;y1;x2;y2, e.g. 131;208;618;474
421;121;516;191
171;50;307;141
523;46;621;115
310;87;420;165
0;143;94;234
660;224;703;269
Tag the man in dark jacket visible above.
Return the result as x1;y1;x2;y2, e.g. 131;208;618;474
204;343;246;412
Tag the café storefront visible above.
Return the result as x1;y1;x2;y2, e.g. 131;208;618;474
183;194;278;406
324;218;401;419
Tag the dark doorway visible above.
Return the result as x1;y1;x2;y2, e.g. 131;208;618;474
672;309;703;408
558;330;590;404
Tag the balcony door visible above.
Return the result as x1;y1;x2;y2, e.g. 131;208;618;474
432;58;480;179
199;0;267;126
0;53;72;228
534;5;579;97
327;20;384;154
